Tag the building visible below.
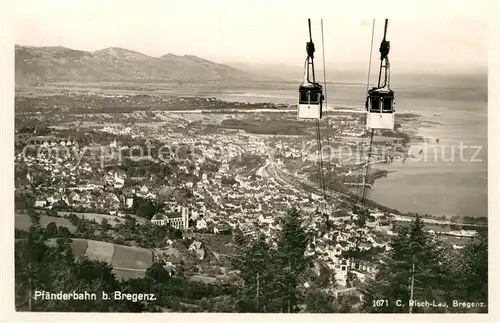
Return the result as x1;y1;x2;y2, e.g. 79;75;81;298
334;259;349;287
349;259;379;275
125;196;134;208
35;199;47;208
114;177;125;189
139;185;149;195
151;207;190;229
151;213;169;226
213;222;232;234
28;135;56;145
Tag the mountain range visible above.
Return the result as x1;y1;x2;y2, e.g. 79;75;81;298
15;45;487;86
15;45;266;83
14;45;376;85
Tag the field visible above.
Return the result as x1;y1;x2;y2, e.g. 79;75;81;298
86;239;115;263
46;238;153;280
219;118;317;136
111;243;153;269
70;239;89;257
15;214;76;232
58;212;147;226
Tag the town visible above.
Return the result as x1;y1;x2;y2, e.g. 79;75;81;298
14;92;485;309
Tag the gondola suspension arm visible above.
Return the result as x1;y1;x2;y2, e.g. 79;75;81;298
306;19;316;84
377;19;390;88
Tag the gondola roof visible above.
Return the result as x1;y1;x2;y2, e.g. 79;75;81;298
299;81;323;89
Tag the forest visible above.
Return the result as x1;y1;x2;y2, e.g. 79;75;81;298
15;209;487;313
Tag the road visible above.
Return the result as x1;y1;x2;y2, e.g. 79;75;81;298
266;149;346;206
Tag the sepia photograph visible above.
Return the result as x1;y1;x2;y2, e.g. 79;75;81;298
2;0;497;319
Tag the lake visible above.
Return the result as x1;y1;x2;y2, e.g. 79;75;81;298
207;74;489;218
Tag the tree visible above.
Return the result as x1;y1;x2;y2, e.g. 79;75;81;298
211;296;236;312
136;201;156;220
15;233;145;312
125;216;137;229
57;226;72;239
100;218;111;231
145;263;171;282
303;288;337;313
68;213;80;226
46;209;58;217
360;216;452;313
316;263;336;289
76;220;87;233
352;206;369;227
273;208;311;313
337;294;361;313
28;209;40;227
45;222;58;238
169;228;183;240
449;233;488;312
233;234;277;312
346;271;360;288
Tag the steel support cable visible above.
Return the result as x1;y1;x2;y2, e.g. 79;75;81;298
356;19;376;206
361;19;389;211
320;19;333;202
304;19;326;209
316;119;327;201
321;19;328;109
361;129;374;209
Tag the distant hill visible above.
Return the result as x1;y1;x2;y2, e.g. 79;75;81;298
227;61;488;87
15;45;262;83
227;62;370;84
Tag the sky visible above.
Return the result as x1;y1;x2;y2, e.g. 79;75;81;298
11;0;491;73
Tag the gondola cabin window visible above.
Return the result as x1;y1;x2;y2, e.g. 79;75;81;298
382;95;394;112
299;88;321;104
309;90;320;103
299;90;309;104
367;89;394;114
369;96;381;113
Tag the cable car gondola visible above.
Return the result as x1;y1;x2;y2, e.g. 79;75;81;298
366;19;395;130
298;19;324;120
298;83;323;120
366;86;395;130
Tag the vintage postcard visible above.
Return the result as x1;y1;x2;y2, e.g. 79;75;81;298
1;0;497;322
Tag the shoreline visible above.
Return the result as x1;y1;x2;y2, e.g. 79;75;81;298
15;90;486;225
364;125;487;220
